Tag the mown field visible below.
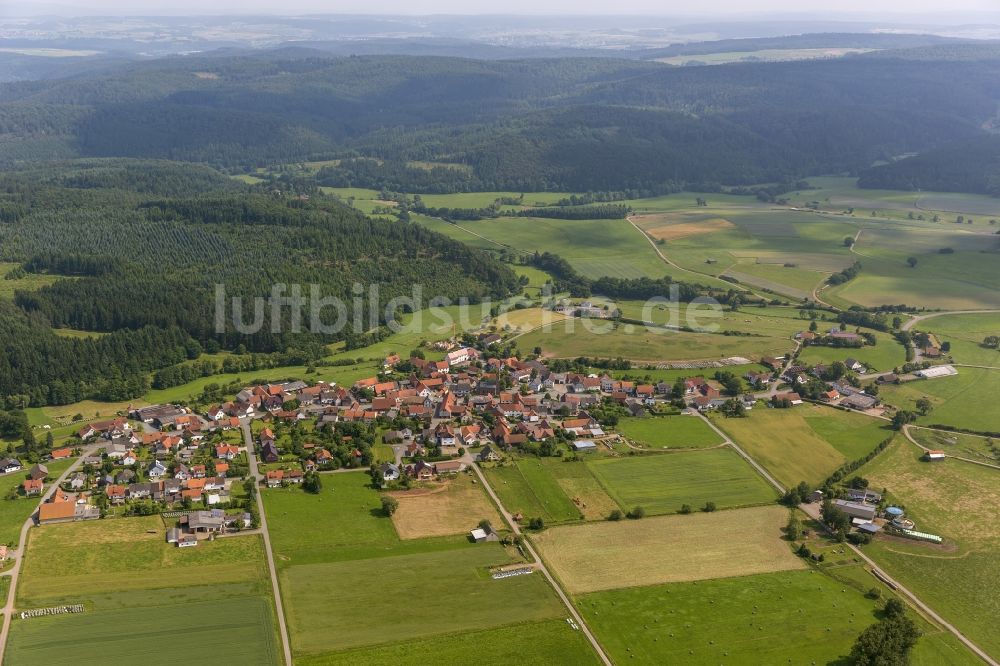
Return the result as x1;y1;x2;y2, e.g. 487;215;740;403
797;336;907;373
914;312;1000;368
586;448;777;515
281;545;565;657
615;415;725;449
389;473;503;540
482;458;584;523
11;516;279;665
858;436;1000;659
713;405;892;488
533;505;802;594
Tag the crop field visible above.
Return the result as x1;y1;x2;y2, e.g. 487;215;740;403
615;415;725;449
713;405;891;487
389;474;503;539
586;448;776;515
482;458;583;523
909;427;999;464
858;436;1000;658
633;212;735;241
263;473;468;566
517;324;792;363
299;618;602;666
0;459;73;546
8;592;279;666
495;306;570;333
12;517;279;665
280;544;564;656
615;300;812;338
879;368;1000;433
533;505;802;594
578;566;975;666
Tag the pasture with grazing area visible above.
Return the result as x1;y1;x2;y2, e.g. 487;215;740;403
0;458;72;546
389;473;503;540
713;405;891;488
615;415;725;449
912;312;1000;368
909;427;999;464
533;505;802;594
586;448;777;515
858;436;1000;659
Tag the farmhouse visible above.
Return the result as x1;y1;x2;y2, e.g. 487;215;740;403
22;478;43;496
0;458;21;474
840;393;880;411
477;445;502;462
38;500;100;524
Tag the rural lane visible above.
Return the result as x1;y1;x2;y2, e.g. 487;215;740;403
469;463;613;666
0;443;99;663
698;411;998;665
798;502;999;666
242;421;294;666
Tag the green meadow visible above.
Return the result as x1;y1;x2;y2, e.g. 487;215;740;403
586;448;777;515
482;458;584;523
879;368;1000;433
615;415;725;449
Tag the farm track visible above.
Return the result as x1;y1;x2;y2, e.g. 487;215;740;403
469;463;613;666
705;409;998;665
243;422;293;666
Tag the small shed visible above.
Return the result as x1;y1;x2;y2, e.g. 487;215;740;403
470;528;488;543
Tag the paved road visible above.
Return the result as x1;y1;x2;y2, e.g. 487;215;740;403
0;444;98;662
469;463;613;666
798;501;999;666
242;422;293;666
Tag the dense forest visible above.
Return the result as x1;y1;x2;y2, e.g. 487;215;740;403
859;136;1000;196
2;48;1000;191
0;160;519;407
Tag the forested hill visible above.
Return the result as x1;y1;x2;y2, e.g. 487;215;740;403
0;161;519;407
858;136;1000;196
2;50;1000;191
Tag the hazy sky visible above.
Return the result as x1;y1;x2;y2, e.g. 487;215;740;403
5;0;1000;17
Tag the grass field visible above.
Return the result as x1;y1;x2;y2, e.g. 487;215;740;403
281;545;564;656
797;337;907;373
578;566;975;666
914;312;1000;367
656;46;874;66
615;415;725;449
0;459;73;547
909;427;999;464
517;324;793;363
533;505;802;594
390;474;503;539
18;516;268;604
12;516;279;665
713;405;892;487
263;473;469;566
586;448;777;515
0;263;63;299
858;436;1000;658
297;618;601;666
878;368;1000;433
483;458;583;523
